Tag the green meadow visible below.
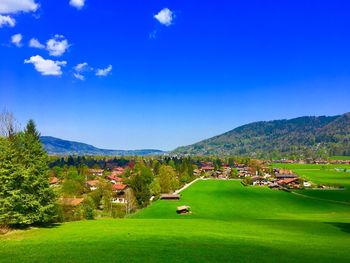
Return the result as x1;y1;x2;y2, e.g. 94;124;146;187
1;180;350;262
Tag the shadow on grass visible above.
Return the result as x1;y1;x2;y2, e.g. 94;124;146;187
326;222;350;233
8;222;62;231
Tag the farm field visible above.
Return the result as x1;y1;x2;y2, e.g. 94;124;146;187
1;180;350;262
273;163;350;203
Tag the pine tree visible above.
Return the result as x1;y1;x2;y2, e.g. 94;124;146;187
0;121;57;226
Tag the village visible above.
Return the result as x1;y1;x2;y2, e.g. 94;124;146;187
46;156;348;217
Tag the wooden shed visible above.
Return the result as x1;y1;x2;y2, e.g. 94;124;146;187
160;194;180;200
176;206;191;214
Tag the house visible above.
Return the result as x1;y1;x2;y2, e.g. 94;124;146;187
86;180;99;191
252;176;269;186
49;177;60;187
112;197;127;204
107;175;124;184
193;169;201;176
176;205;191;214
112;167;125;175
60;197;84;207
303;181;312;188
268;182;280;189
112;184;128;192
201;166;215;172
160;194;180;200
112;184;128;204
88;169;104;176
275;174;298;179
277;178;300;188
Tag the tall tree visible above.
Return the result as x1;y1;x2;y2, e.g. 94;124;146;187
0;120;56;226
159;165;178;193
129;167;153;207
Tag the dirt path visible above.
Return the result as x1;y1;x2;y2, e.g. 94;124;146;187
174;178;202;194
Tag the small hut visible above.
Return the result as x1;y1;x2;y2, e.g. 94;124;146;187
176;205;191;214
160;194;180;200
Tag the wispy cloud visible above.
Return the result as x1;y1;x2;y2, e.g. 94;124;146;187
73;72;85;81
74;62;90;72
24;55;66;76
69;0;85;10
11;33;23;47
0;15;15;28
73;62;91;80
46;35;70;57
29;38;45;49
96;65;112;77
154;8;174;26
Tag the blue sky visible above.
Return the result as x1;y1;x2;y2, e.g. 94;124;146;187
1;0;350;150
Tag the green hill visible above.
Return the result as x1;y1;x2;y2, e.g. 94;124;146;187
173;113;350;158
40;136;165;156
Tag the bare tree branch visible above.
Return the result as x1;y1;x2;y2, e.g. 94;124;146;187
0;109;19;138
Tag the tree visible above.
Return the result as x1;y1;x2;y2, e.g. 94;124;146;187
230;168;238;178
0;120;56;226
124;188;137;214
149;178;161;196
159;165;178;193
24;119;40;140
129;167;153;207
0;110;19;139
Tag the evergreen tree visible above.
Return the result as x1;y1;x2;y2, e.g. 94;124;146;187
24;119;40;140
0;121;56;226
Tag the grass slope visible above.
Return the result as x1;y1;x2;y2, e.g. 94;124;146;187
1;180;350;262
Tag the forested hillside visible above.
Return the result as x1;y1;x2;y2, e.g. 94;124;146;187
173;113;350;158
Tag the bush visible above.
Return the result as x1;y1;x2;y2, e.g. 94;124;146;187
83;197;96;220
111;204;126;218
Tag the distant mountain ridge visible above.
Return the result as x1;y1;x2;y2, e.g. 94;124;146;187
40;136;165;156
173;113;350;158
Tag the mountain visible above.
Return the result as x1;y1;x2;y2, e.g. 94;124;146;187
173;113;350;158
40;136;165;156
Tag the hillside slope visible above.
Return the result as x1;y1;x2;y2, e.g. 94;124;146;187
40;136;164;156
173;113;350;158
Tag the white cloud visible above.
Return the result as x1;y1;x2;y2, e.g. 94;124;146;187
69;0;85;10
73;73;85;80
154;8;174;26
0;0;38;14
0;14;15;28
46;35;70;57
24;55;67;76
29;38;45;49
74;62;89;72
11;33;22;47
96;65;112;77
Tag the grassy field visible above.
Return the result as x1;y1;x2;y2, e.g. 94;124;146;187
1;180;350;262
273;163;350;203
330;156;350;160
